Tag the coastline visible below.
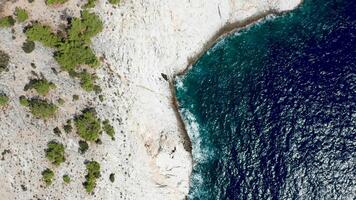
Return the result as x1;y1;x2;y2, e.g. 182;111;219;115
0;0;301;199
171;0;303;196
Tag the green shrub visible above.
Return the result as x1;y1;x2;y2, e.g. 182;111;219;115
15;8;28;22
98;95;104;102
25;23;60;47
78;140;89;154
55;41;99;71
0;93;9;107
83;0;97;8
75;109;101;141
72;94;79;101
79;71;96;92
53;127;61;136
103;119;115;140
63;120;72;133
0;16;15;27
24;78;56;95
20;97;58;119
22;40;35;53
93;85;102;94
57;98;65;105
68;10;103;43
63;174;71;183
109;173;115;183
23;11;103;93
19;96;29;106
54;11;102;71
42;168;54;186
83;161;100;193
108;0;120;5
0;50;10;73
46;0;68;5
45;140;65;165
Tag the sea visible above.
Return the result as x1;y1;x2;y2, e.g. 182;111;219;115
175;0;356;199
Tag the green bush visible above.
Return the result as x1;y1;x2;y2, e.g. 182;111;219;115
63;120;72;133
42;168;54;186
78;140;89;154
98;95;104;102
109;173;115;183
103;119;115;140
0;93;9;107
83;161;100;193
75;109;101;141
53;127;61;136
23;11;103;92
0;16;15;27
0;50;10;73
83;0;97;8
54;11;102;71
108;0;120;5
57;98;65;105
19;95;29;106
68;10;103;43
20;97;58;119
22;40;35;53
24;78;56;95
55;41;99;71
79;71;96;92
63;174;71;183
46;0;68;5
15;8;28;22
72;94;79;101
45;140;65;165
25;23;60;47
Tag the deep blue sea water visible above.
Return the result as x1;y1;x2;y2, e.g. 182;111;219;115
175;0;356;199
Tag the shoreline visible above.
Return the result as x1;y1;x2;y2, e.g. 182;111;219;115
0;0;303;199
170;2;303;194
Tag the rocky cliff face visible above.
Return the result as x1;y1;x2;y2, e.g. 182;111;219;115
0;0;300;199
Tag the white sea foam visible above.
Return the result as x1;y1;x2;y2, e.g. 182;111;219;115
179;108;216;163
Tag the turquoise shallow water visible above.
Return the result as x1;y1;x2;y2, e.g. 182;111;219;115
175;0;355;199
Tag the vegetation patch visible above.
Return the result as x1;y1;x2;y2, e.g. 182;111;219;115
24;11;103;92
15;7;28;22
45;140;65;165
42;168;54;186
25;23;60;47
83;161;100;193
24;78;56;95
78;71;96;92
72;94;79;101
108;0;120;5
46;0;68;5
83;0;97;8
0;50;10;73
22;40;35;53
78;140;89;154
57;98;65;105
55;10;102;71
53;127;61;136
63;120;73;133
103;119;115;140
109;173;115;183
55;42;99;72
0;93;9;107
75;109;101;141
67;10;103;43
19;96;58;118
63;174;71;183
0;16;15;27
